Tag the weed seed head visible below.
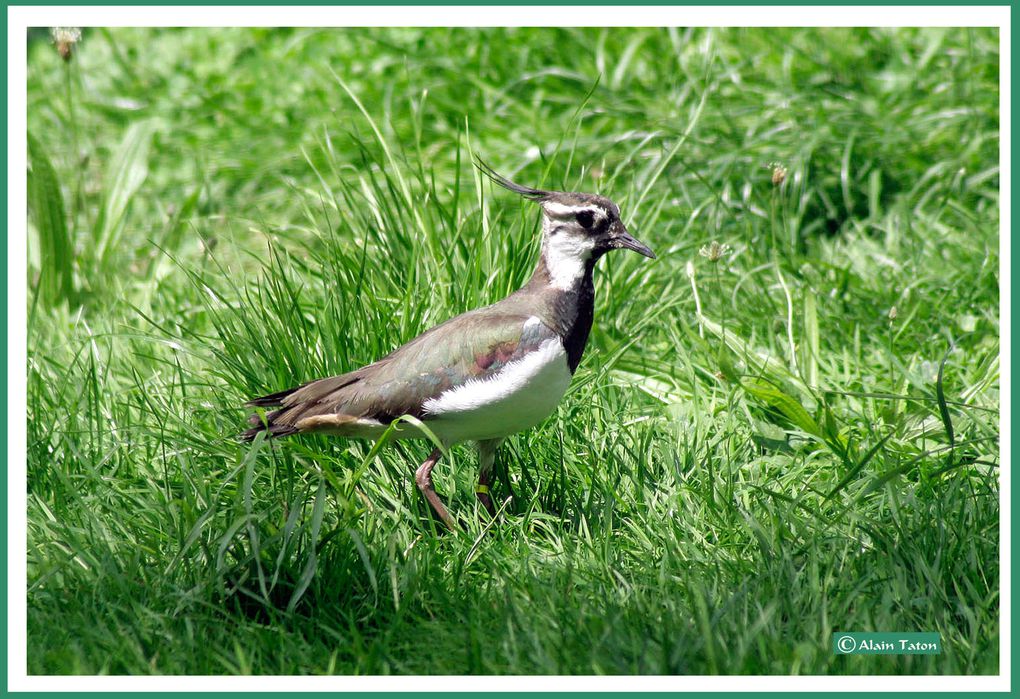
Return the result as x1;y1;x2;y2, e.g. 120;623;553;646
699;241;731;263
771;164;788;186
50;27;82;62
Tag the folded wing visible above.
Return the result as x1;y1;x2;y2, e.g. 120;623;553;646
241;311;558;440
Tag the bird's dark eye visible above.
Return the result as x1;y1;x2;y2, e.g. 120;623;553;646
575;210;595;229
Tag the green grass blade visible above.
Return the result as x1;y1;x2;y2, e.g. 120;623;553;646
740;377;823;439
93;119;156;266
936;342;957;451
27;132;74;306
803;289;819;387
286;476;326;612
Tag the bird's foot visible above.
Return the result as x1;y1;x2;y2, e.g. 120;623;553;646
476;490;496;518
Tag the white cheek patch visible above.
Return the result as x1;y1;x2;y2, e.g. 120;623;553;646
539;201;611;290
544;230;595;290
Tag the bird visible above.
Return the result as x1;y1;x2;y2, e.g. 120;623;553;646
241;161;655;529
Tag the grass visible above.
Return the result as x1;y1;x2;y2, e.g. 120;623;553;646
25;27;999;675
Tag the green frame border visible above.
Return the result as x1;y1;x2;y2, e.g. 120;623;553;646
3;1;1016;5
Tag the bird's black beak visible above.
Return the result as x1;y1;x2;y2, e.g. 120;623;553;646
610;222;656;259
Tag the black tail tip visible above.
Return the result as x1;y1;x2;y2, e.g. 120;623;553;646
245;386;300;408
239;423;299;443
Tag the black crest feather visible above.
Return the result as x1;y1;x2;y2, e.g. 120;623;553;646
473;158;549;201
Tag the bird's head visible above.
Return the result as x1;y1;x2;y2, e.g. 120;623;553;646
476;160;655;289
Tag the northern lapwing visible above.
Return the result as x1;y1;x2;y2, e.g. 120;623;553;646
242;162;656;528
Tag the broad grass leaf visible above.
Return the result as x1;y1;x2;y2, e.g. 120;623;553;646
28;132;73;306
93;119;157;266
287;476;325;612
740;377;823;439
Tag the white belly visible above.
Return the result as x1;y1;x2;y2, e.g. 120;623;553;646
421;338;572;443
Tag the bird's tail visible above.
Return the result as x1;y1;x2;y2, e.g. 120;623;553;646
239;386;302;441
240;371;365;442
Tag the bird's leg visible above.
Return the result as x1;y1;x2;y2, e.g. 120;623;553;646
475;439;502;517
414;447;457;530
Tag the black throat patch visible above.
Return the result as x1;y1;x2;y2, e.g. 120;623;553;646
548;259;596;373
516;255;599;374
